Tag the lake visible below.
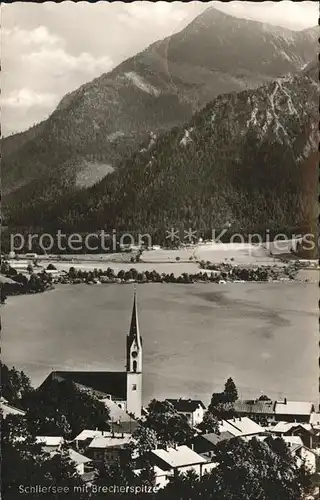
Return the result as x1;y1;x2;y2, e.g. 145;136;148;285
1;282;318;406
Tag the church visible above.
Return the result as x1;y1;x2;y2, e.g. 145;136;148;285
39;287;143;418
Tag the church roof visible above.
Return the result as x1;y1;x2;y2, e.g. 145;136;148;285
43;371;127;401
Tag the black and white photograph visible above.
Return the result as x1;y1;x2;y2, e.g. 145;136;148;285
1;1;319;499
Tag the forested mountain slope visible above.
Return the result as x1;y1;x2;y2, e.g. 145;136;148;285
2;7;317;212
8;62;318;242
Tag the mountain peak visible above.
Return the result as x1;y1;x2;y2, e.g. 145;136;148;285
2;7;318;219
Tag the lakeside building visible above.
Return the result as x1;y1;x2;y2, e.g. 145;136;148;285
39;287;143;418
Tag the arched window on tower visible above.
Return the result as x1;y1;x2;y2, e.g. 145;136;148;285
133;360;137;372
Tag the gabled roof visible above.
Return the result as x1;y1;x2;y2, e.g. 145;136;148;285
151;445;206;468
102;398;139;434
219;417;265;437
234;399;274;415
166;399;206;413
36;436;64;447
75;430;108;442
111;419;140;434
69;449;92;466
274;401;314;416
41;371;127;400
101;397;133;422
0;398;26;417
76;430;131;442
49;448;91;467
201;431;234;446
287;442;317;456
88;434;131;449
271;421;312;434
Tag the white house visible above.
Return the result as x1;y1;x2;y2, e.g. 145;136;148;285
166;399;206;426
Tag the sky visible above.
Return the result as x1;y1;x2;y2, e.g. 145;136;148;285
1;1;318;136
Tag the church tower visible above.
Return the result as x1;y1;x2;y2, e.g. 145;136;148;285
126;286;142;418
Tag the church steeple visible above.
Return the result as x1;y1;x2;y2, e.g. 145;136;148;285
128;285;141;343
126;285;142;372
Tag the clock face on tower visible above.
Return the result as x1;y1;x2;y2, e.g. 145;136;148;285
132;350;138;358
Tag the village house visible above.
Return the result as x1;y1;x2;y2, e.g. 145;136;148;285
68;449;93;477
219;416;266;438
134;465;173;490
42;269;68;282
74;429;111;452
0;397;26;419
234;398;315;424
101;397;140;434
282;436;317;474
46;447;93;478
86;432;132;465
36;436;64;453
166;399;206;426
193;431;234;458
148;445;217;480
74;426;133;451
193;417;266;458
274;400;315;423
234;399;275;424
269;421;315;448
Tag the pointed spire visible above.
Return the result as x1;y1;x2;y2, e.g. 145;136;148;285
129;285;141;345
